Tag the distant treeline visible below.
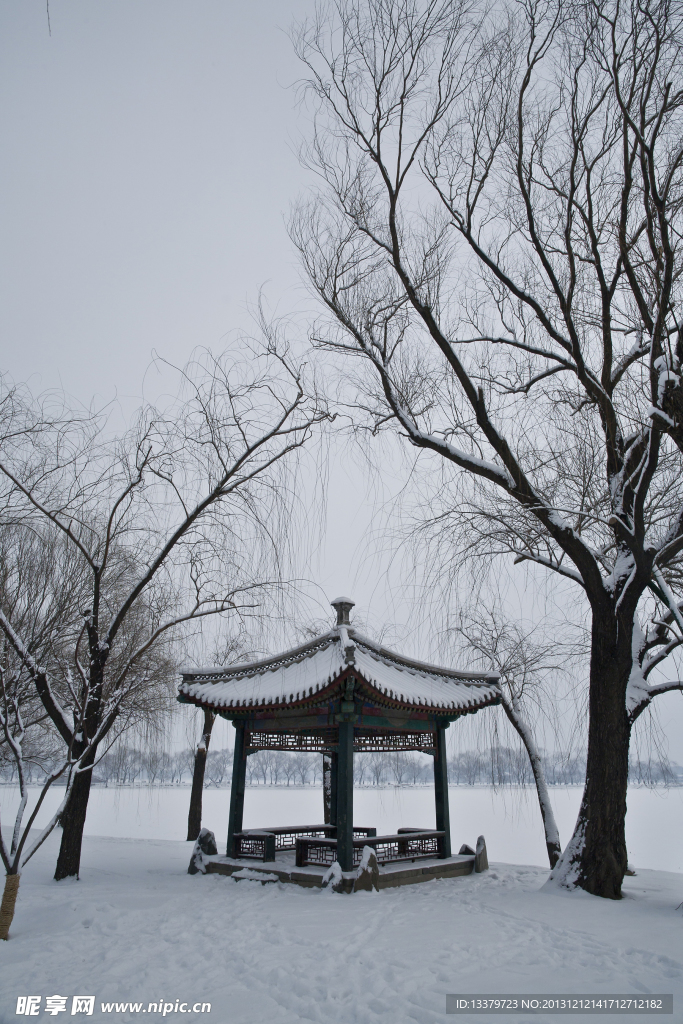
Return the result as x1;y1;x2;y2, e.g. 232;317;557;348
2;744;679;788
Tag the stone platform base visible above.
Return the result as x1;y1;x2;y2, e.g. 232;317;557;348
202;852;475;892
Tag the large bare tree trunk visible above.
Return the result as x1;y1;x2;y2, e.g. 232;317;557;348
553;610;631;898
54;745;97;881
187;710;215;842
0;872;20;940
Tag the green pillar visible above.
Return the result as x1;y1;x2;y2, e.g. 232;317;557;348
323;752;338;826
323;754;332;824
434;722;451;858
227;720;247;857
336;721;354;871
330;752;338;827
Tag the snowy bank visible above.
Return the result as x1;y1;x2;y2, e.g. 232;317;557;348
0;829;681;1024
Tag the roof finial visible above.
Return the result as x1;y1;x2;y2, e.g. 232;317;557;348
331;596;355;626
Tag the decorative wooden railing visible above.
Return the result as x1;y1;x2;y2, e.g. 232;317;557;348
231;825;377;861
295;830;446;868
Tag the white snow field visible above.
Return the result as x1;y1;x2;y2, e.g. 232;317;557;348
1;786;682;1024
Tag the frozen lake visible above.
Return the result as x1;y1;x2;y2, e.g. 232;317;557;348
2;783;682;872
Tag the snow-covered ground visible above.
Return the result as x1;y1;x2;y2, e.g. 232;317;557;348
1;787;682;1024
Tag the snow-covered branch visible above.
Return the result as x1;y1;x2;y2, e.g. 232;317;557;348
512;551;585;587
628;676;683;724
0;607;73;745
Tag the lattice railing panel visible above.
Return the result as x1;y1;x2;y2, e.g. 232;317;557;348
296;839;338;867
244;728;436;753
353;731;436;753
271;827;333;850
295;831;445;867
354;832;443;865
233;833;276;861
245;730;337;752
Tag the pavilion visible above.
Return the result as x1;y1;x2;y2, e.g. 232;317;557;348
178;598;501;881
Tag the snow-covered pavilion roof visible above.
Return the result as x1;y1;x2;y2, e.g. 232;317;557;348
179;619;501;716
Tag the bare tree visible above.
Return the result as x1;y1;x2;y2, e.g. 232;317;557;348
367;751;388;787
186;710;216;838
204;748;232;787
353;751;371;786
0;628;136;938
293;751;316;785
405;754;430;785
0;341;326;880
387;751;411;785
248;749;275;785
452;608;568;867
291;0;683;898
186;632;256;840
144;748;172;786
174;749;195;785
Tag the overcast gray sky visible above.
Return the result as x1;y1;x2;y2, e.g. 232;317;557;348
3;1;683;759
0;0;392;618
0;0;317;402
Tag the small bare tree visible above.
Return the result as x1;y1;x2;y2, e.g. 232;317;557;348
292;0;683;898
0;632;139;938
186;710;216;838
204;748;232;787
0;339;327;881
186;632;256;840
452;608;568;867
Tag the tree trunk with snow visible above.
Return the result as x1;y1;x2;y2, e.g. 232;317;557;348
54;744;97;881
0;872;20;941
0;652;102;933
187;710;215;842
501;696;561;869
552;609;632;897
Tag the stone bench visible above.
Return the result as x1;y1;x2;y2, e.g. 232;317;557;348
232;825;377;860
295;830;446;868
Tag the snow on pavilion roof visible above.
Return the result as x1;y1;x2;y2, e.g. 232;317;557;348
179;627;501;715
